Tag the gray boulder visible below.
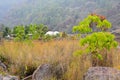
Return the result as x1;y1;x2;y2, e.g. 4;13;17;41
0;75;3;80
32;64;66;80
0;75;18;80
3;75;18;80
0;60;7;71
83;67;120;80
32;64;53;80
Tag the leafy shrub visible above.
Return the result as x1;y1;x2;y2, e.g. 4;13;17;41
73;14;111;34
75;32;118;59
73;14;118;67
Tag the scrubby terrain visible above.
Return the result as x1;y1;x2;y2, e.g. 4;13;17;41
0;0;120;80
0;39;120;79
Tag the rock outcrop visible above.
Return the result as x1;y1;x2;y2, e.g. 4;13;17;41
83;67;120;80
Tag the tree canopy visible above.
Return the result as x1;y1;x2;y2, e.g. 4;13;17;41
73;14;118;62
73;14;111;34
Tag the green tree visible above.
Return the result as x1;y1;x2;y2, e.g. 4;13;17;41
24;25;30;35
3;27;11;37
36;24;48;38
73;14;111;34
73;14;118;67
26;24;48;40
27;24;39;40
13;25;25;41
12;24;48;41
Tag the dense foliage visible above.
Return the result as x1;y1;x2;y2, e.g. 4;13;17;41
79;32;118;60
3;27;11;38
73;14;118;62
13;25;26;41
0;24;48;41
73;14;111;34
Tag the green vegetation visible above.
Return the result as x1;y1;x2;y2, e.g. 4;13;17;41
1;24;48;41
73;14;111;34
79;32;118;59
13;25;25;41
3;27;11;38
73;14;118;66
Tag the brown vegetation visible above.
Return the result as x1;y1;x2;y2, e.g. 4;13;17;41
91;13;106;21
0;39;120;79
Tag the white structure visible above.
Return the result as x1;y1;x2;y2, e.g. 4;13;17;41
6;35;10;38
5;35;12;40
54;31;59;35
45;31;60;36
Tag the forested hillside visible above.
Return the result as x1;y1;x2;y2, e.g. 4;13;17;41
0;0;120;33
106;3;120;30
0;0;24;19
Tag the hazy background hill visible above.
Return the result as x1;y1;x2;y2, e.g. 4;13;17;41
106;3;120;30
0;0;24;20
0;0;120;33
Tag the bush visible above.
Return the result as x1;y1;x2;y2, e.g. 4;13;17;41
73;14;118;67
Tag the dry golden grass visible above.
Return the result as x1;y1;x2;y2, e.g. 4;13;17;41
0;39;120;79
